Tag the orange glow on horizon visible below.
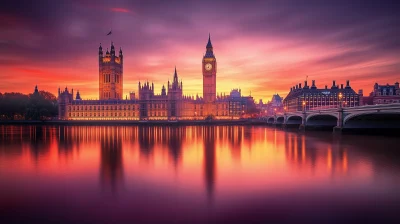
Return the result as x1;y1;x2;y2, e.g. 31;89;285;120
1;35;398;102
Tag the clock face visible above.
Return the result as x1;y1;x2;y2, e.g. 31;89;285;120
205;63;212;71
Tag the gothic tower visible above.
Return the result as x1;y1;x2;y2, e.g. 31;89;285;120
168;67;183;118
202;34;217;115
99;42;123;100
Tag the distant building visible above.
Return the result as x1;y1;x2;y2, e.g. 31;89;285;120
359;82;400;106
268;94;284;115
257;94;284;115
358;89;372;106
283;80;359;112
371;82;400;104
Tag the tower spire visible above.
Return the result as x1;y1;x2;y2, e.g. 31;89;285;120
206;33;212;48
174;66;178;83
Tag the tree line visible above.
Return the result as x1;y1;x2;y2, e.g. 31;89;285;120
0;90;58;120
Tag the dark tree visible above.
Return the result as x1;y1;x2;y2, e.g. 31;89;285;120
0;90;58;120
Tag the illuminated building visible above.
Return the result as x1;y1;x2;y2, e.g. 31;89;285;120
283;80;359;112
58;36;246;121
360;82;400;105
99;42;123;100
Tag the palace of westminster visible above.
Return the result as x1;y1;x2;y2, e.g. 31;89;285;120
58;35;252;120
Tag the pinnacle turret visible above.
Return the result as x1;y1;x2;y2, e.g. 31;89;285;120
174;66;178;83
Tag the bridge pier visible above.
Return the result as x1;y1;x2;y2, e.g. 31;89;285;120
333;126;343;133
333;108;344;134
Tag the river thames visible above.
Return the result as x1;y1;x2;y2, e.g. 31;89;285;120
1;125;399;223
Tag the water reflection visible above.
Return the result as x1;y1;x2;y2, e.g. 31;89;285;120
204;126;216;201
1;125;400;223
100;127;124;193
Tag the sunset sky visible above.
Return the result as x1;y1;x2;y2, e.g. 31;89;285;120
1;0;399;102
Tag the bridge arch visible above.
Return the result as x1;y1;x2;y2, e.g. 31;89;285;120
306;113;338;123
286;115;302;125
344;111;400;128
267;117;275;124
276;116;284;124
306;114;338;127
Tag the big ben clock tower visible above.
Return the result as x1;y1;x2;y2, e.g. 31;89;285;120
203;34;217;115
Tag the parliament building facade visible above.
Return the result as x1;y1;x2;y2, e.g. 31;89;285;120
58;35;246;121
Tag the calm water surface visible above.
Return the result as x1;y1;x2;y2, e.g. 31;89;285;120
1;125;400;223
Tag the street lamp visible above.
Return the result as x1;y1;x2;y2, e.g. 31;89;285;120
338;92;343;108
302;101;306;112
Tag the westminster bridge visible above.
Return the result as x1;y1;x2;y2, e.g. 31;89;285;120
263;103;400;133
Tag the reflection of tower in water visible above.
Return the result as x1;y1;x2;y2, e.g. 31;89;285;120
138;126;155;157
138;126;184;167
166;127;184;167
203;126;216;201
99;127;124;193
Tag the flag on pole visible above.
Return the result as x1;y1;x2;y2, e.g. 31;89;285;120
106;30;112;35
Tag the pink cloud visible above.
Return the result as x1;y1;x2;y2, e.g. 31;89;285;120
110;8;131;13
